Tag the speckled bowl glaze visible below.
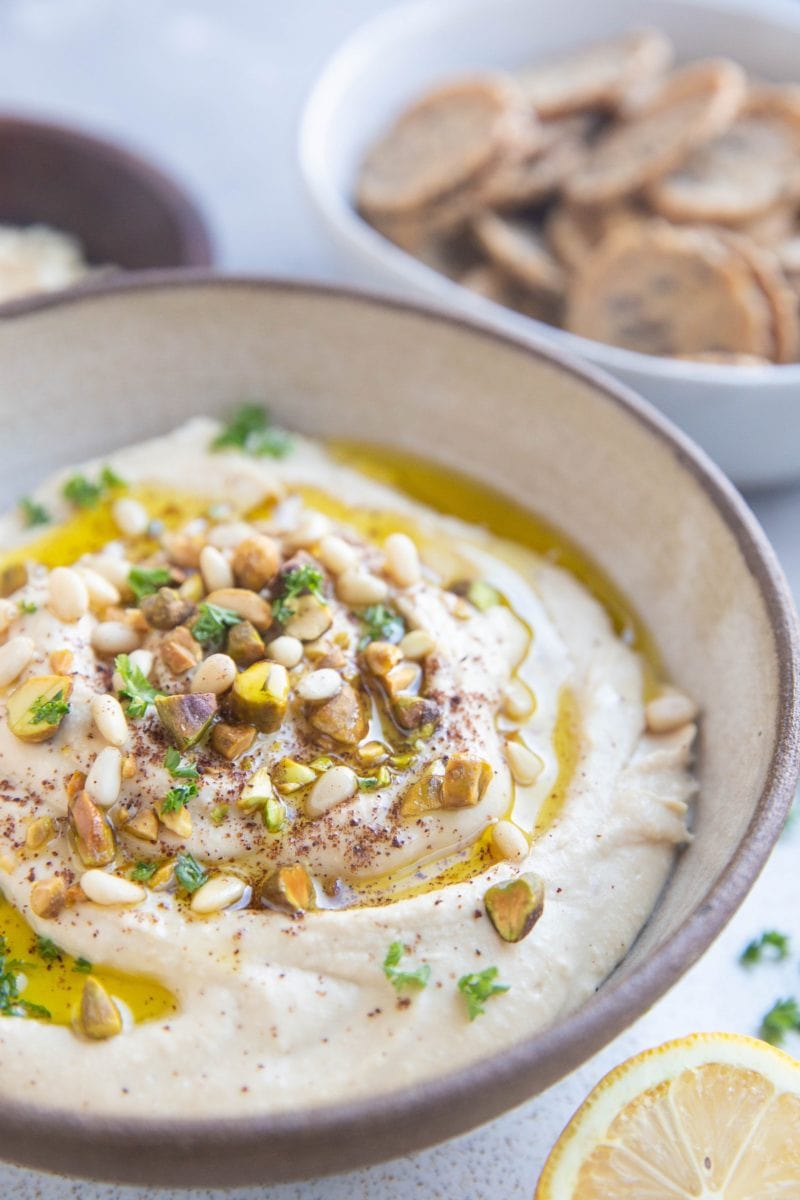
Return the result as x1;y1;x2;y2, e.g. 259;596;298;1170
0;276;797;1186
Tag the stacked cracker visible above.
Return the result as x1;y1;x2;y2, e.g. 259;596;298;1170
356;30;800;364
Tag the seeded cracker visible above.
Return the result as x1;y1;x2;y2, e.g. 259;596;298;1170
479;114;592;209
473;213;566;297
718;230;800;363
544;201;647;271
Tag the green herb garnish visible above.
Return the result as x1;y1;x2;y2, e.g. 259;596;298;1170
383;941;431;992
759;997;800;1046
114;653;161;718
192;601;243;649
29;689;70;727
211;404;292;459
741;930;791;967
17;599;37;614
128;566;172;602
175;853;209;894
0;937;51;1020
99;465;126;489
19;497;50;527
73;958;92;974
457;967;510;1021
272;565;326;625
62;465;125;509
164;747;200;781
35;936;62;963
358;604;405;649
162;783;197;813
131;861;159;883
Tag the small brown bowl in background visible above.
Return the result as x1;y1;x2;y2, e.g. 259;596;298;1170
0;113;213;276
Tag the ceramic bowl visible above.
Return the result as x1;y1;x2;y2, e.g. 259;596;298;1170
0;113;212;277
299;0;800;490
0;276;796;1186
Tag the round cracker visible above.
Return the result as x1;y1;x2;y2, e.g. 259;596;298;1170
544;200;647;270
515;28;673;117
719;230;800;363
459;264;563;326
357;76;523;217
649;89;800;224
564;59;747;206
478;114;591;208
565;221;774;358
473;212;567;296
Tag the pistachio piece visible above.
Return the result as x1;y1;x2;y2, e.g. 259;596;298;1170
125;807;160;843
0;562;27;598
229;661;288;732
210;721;257;761
399;764;445;816
178;572;205;604
307;682;367;746
204;587;272;632
484;873;545;943
76;976;122;1040
160;625;203;674
140;587;195;630
282;594;332;642
226;620;266;667
384;661;422;698
7;675;73;743
30;875;67;919
69;790;116;867
272;757;317;794
442;755;492;809
159;803;192;838
155;691;217;751
237;766;276;812
231;534;281;591
392;694;441;733
364;640;403;677
257;864;316;914
25;815;56;851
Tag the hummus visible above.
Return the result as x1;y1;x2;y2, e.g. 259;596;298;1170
0;413;696;1116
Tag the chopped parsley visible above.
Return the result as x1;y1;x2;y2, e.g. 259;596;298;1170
457;967;510;1021
114;653;160;718
62;465;125;508
759;997;800;1046
358;604;405;649
73;958;92;974
162;783;197;814
35;936;62;963
192;601;242;649
17;599;37;615
383;941;431;992
128;566;171;601
175;853;208;894
272;565;326;625
130;860;159;883
99;465;126;489
741;930;791;967
29;689;70;727
0;937;51;1020
164;747;200;781
211;404;292;459
18;497;50;527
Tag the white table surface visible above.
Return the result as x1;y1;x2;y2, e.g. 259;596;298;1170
0;2;798;1196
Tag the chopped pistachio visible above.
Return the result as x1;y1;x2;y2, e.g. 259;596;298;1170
363;641;403;677
308;682;367;746
442;755;492;809
210;721;257;761
25;815;56;851
68;791;115;867
392;695;441;733
237;766;276;812
0;563;28;598
258;864;315;914
484;873;545;943
139;586;194;630
230;661;288;732
400;764;445;816
357;741;388;766
125;807;160;843
160;625;202;674
7;676;73;743
272;757;316;794
210;804;229;826
226;620;266;667
159;803;192;838
76;977;122;1040
30;876;67;919
359;766;391;791
263;795;286;833
308;755;335;772
155;692;217;751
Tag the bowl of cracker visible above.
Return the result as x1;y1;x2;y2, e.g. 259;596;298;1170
300;0;800;489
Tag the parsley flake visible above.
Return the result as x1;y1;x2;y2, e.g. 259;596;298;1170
383;941;431;993
19;497;50;527
164;747;200;781
35;936;62;963
73;958;92;974
211;404;292;459
358;604;405;650
175;853;208;894
759;997;800;1046
162;783;197;814
17;600;37;615
272;565;326;625
99;465;126;489
128;566;171;602
457;967;510;1021
114;653;161;718
741;930;791;967
62;465;126;509
192;602;242;649
29;689;70;727
0;937;51;1020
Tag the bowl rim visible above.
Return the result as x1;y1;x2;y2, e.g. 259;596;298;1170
297;0;800;387
0;110;214;268
0;271;798;1186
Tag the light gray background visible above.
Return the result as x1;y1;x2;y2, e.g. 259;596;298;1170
0;2;798;1196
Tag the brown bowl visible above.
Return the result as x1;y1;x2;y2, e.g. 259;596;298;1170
0;114;212;273
0;275;797;1186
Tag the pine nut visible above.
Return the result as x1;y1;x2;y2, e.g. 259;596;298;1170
47;567;89;623
645;688;698;734
336;569;389;606
266;635;304;668
306;764;357;817
399;629;435;660
384;532;421;587
84;554;133;592
506;741;544;786
128;648;153;678
0;599;18;635
492;820;529;863
76;567;120;611
80;869;145;906
296;668;342;702
190;874;246;914
200;545;234;592
91;693;129;746
501;678;536;722
191;653;237;695
92;621;142;656
0;636;35;688
284;512;331;550
85;746;123;809
207;522;254;549
112;497;148;538
317;535;357;575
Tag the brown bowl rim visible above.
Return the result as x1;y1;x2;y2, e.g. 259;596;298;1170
0;112;213;268
0;272;797;1187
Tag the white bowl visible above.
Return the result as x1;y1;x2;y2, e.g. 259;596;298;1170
299;0;800;490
